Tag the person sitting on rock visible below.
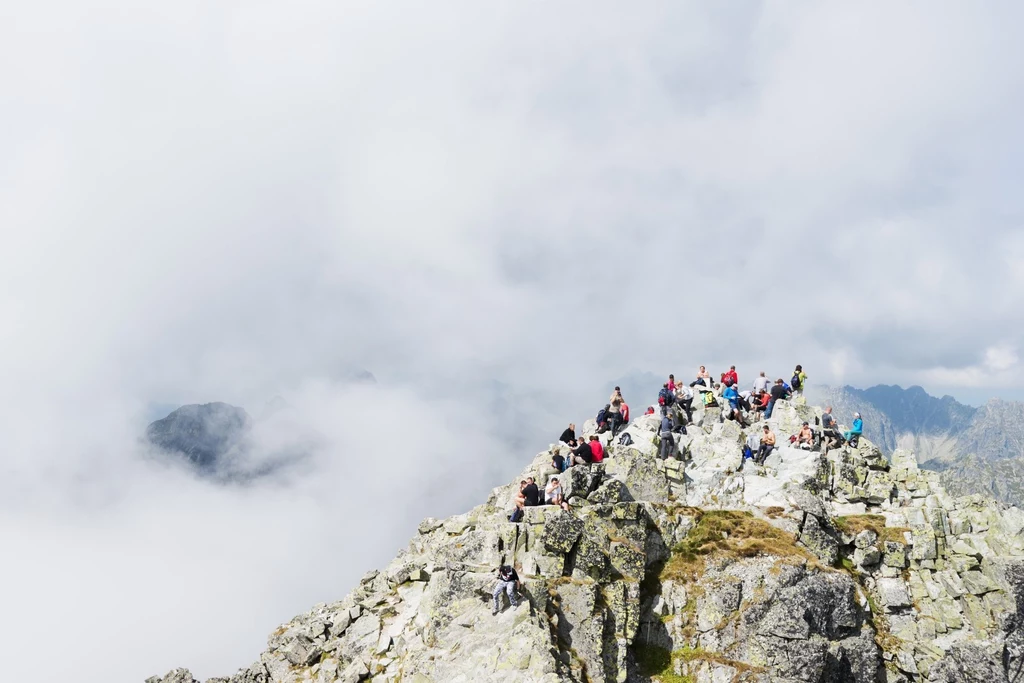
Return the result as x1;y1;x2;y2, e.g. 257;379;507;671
588;434;605;463
757;425;776;463
570;438;593;467
645;405;656;416
545;477;570;511
492;564;521;615
620;401;630;426
658;412;675;459
514;478;540;511
674;383;694;422
721;365;738;387
752;390;770;415
551;450;566;472
690;365;711;387
797;421;814;449
595;405;609;432
559;423;576;445
821;407;843;449
844;412;864;446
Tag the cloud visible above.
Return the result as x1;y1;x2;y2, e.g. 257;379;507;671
3;1;1024;680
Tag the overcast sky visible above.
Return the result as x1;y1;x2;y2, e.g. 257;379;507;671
3;2;1024;681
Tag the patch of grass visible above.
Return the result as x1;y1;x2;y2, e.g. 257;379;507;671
834;515;909;544
662;510;814;581
764;506;785;519
633;644;695;683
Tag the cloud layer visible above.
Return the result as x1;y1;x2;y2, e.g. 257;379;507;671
3;2;1024;680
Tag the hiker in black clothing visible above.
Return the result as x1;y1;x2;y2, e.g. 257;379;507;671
559;423;576;445
764;379;789;419
821;406;844;450
522;477;540;507
493;565;521;614
570;438;593;466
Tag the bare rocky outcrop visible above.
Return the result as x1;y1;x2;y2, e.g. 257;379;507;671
148;399;1024;683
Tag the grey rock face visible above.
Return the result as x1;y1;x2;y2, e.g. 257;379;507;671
148;397;1024;683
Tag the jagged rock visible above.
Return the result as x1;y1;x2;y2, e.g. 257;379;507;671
152;396;1024;683
541;510;584;553
145;670;197;683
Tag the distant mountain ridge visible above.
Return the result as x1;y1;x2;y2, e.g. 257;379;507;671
808;384;1024;506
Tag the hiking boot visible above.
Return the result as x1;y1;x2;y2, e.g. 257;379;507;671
492;606;499;616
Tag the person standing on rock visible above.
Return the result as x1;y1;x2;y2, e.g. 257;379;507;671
658;412;675;459
764;379;788;419
668;374;678;391
753;371;770;394
492;565;521;615
792;365;807;397
757;425;776;463
674;383;694;423
721;365;738;387
608;398;625;436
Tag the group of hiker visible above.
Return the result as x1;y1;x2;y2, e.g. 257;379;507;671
493;362;870;614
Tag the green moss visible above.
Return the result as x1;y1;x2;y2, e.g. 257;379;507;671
632;644;695;683
662;510;814;581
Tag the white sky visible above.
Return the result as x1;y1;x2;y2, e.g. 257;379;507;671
3;1;1024;680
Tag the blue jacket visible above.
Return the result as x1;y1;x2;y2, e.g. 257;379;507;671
851;418;863;434
660;416;672;433
723;385;739;408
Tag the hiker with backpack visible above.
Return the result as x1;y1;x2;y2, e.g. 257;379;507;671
492;565;521;615
596;405;610;433
658;383;675;409
791;365;807;396
721;365;738;387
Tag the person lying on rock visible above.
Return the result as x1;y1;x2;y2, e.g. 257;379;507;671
797;421;814;450
545;477;570;511
493;565;521;615
757;425;776;463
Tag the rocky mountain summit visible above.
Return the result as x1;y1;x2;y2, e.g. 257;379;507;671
810;385;1024;508
149;397;1024;683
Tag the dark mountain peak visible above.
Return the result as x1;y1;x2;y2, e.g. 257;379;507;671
146;402;252;471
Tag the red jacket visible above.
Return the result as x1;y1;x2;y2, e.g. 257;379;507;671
589;440;604;463
621;403;630;423
722;369;738;386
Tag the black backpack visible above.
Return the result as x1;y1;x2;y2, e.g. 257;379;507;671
618;432;633;446
791;373;802;389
